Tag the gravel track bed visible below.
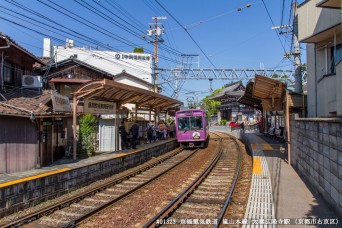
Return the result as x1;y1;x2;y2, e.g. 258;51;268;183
78;137;219;227
28;150;196;227
221;139;253;227
0;148;182;227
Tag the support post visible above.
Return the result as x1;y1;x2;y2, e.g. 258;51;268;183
115;103;120;151
73;96;78;161
285;90;291;165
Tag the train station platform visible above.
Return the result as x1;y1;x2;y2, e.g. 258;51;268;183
242;132;339;227
0;138;178;218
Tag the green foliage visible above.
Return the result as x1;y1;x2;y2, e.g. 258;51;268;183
220;119;227;126
133;47;144;53
78;114;96;157
199;87;223;122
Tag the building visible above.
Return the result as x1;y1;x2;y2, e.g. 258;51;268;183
209;81;255;122
44;38;153;84
298;0;342;117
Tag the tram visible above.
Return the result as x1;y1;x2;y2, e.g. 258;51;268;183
175;109;209;148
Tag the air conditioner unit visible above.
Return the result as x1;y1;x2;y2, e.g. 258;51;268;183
22;75;42;88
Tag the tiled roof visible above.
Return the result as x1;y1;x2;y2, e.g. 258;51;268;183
209;81;245;100
0;32;46;65
0;89;53;117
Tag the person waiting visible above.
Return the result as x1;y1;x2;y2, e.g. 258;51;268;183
129;121;139;149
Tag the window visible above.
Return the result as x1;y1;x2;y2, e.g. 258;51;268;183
3;61;14;84
178;117;189;130
178;117;203;130
330;44;342;74
190;116;202;129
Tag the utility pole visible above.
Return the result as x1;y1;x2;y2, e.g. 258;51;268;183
272;2;302;93
147;16;166;93
293;2;302;94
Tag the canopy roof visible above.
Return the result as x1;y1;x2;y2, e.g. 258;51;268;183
73;79;182;110
238;75;286;111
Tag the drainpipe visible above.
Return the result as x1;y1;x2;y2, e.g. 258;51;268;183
0;36;11;93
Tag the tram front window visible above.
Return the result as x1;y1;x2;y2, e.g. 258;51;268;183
178;117;190;130
190;117;202;130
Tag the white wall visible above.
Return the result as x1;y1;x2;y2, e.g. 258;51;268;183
54;46;152;83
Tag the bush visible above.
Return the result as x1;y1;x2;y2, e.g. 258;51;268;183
78;114;96;157
220;119;227;126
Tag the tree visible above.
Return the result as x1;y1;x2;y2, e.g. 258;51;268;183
199;87;223;121
133;47;144;53
78;114;97;157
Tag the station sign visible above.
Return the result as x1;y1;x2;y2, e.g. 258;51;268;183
84;99;116;114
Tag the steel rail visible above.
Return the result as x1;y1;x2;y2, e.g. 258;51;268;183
2;146;189;228
72;148;199;226
215;136;243;227
143;133;223;228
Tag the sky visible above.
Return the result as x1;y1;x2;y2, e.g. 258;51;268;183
0;0;303;105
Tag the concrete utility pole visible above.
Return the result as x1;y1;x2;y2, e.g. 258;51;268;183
147;16;166;93
293;2;302;94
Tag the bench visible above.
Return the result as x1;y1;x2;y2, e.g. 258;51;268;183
267;127;276;138
275;128;285;142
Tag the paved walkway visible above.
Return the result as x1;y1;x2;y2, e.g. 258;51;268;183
244;133;339;227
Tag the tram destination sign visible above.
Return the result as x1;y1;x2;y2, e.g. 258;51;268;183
84;99;116;114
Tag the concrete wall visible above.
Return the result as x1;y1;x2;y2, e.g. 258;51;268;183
0;140;178;217
298;0;341;41
289;116;342;217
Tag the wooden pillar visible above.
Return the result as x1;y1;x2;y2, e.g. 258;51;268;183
51;123;54;163
135;103;138;122
39;118;43;168
73;96;78;161
285;90;291;165
115;103;120;151
149;107;152;124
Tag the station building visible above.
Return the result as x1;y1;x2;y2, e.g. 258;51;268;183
0;34;182;174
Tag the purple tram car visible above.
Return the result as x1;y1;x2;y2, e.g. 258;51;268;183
175;109;209;148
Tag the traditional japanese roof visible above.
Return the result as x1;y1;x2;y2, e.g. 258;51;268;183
0;32;46;66
209;81;245;100
0;89;65;117
36;58;116;80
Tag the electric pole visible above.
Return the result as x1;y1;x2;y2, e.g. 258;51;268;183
293;2;302;94
147;16;166;93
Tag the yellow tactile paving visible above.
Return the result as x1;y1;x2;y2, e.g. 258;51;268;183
0;168;71;188
252;157;262;174
251;143;276;151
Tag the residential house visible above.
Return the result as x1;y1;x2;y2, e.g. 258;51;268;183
298;0;342;117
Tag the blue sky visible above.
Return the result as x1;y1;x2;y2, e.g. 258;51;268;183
0;0;302;104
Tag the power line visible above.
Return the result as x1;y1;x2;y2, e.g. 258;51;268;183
154;0;217;69
261;0;288;55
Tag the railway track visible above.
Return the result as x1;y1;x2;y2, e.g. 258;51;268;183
143;132;243;227
2;147;199;228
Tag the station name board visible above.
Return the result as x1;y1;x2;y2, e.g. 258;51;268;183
84;99;116;114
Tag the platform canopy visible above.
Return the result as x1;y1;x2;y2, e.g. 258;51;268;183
73;78;182;110
238;75;286;111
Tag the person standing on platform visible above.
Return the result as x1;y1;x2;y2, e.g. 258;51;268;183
119;121;129;150
169;120;175;138
146;124;153;143
130;121;139;149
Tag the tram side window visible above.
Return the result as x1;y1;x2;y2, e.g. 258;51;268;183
190;117;202;130
178;117;190;130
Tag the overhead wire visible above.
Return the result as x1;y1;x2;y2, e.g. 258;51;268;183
4;0;181;67
0;5;154;76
